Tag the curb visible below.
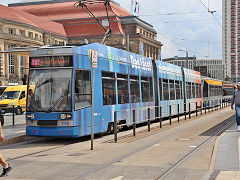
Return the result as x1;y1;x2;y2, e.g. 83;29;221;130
209;132;226;170
0;135;39;146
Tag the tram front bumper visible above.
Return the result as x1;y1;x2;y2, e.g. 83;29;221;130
26;126;80;137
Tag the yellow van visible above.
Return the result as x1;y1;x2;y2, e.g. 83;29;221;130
0;85;29;115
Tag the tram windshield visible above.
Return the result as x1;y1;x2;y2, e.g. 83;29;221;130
27;69;72;112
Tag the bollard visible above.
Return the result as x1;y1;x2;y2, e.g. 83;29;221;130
208;101;210;113
177;104;180;122
12;105;15;126
148;108;150;132
201;101;203;115
184;103;187;120
189;103;191;119
169;105;172;125
204;102;206;114
133;109;136;136
196;102;198;116
114;111;117;142
160;107;162;128
220;99;222;109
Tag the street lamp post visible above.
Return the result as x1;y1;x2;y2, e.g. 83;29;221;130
179;49;188;69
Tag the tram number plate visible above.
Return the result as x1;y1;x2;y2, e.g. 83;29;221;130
61;121;73;126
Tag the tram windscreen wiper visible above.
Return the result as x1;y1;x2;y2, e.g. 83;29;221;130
36;79;53;88
46;81;70;113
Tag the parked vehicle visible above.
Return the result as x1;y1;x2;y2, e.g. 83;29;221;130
0;85;32;115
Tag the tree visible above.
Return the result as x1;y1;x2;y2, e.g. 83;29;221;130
225;76;232;82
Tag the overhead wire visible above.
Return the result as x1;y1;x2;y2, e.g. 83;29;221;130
139;10;221;17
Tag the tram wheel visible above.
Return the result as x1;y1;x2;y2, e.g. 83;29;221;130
16;107;22;115
107;123;114;134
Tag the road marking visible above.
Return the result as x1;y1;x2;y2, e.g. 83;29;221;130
177;138;191;141
153;144;160;147
111;176;124;180
189;145;197;148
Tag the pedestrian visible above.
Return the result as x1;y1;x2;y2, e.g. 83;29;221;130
0;110;12;177
231;84;240;131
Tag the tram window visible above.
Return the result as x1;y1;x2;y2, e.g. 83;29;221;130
180;81;183;99
130;75;140;103
210;85;214;96
197;83;200;98
149;77;154;101
74;70;91;110
141;76;150;102
163;79;169;100
192;83;195;99
175;80;180;100
117;74;129;104
159;78;163;101
200;83;202;97
102;72;116;105
187;82;191;99
169;80;175;100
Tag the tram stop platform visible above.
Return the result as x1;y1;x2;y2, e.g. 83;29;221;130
210;121;240;180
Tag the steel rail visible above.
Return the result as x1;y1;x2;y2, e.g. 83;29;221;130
74;114;234;180
155;119;236;179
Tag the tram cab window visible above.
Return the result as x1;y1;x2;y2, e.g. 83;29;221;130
74;70;91;110
169;80;175;100
117;74;129;104
102;72;116;105
130;75;140;103
159;78;163;101
163;79;169;100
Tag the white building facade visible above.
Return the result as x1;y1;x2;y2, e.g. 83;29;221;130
223;0;238;82
163;57;225;80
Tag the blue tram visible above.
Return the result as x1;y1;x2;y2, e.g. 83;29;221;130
26;43;202;137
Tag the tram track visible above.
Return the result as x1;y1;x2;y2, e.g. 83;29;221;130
2;109;234;180
155;117;236;179
74;113;235;180
5;108;211;162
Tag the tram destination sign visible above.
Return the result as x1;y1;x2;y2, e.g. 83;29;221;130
30;56;73;68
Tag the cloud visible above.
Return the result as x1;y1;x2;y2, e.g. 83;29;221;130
116;0;222;59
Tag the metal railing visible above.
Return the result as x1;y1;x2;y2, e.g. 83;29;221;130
1;105;24;126
113;98;231;142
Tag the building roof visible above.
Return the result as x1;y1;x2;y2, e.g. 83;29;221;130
0;4;66;37
11;1;131;21
62;17;125;38
11;1;129;38
120;16;157;34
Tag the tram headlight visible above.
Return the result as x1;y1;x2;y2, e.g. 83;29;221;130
27;114;34;120
59;113;72;120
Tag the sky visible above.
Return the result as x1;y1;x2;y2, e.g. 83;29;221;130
1;0;222;60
